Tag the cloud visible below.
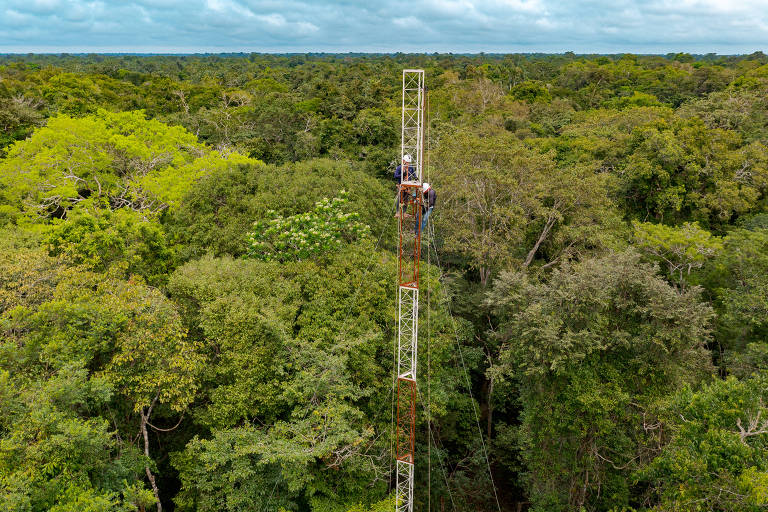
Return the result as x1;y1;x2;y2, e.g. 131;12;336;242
393;16;419;28
0;0;767;53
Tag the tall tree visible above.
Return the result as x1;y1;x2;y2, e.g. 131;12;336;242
489;250;713;511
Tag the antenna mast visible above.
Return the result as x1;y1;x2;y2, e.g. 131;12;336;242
395;69;425;512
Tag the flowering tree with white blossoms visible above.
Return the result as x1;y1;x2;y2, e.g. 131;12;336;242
246;190;369;262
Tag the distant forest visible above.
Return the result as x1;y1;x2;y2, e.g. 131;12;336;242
2;51;768;512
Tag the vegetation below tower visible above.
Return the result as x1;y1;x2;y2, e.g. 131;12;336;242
1;51;768;511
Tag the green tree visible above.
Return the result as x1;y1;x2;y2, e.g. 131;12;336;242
96;275;203;512
0;249;202;512
0;96;44;156
46;209;175;286
166;159;390;261
637;375;768;511
167;247;395;511
246;191;369;262
620;117;768;227
168;245;468;511
633;221;722;289
489;250;713;511
434;132;620;284
700;226;768;371
0;109;252;223
510;80;552;103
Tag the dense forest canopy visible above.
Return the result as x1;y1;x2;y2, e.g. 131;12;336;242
1;51;768;512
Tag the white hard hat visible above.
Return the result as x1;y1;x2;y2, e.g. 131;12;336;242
403;154;412;163
423;183;430;190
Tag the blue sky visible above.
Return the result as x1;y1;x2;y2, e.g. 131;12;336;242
1;0;767;54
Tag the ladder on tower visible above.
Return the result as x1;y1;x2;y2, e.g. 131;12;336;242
395;69;425;512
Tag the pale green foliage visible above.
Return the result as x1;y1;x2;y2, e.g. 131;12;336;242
0;95;44;156
435;131;621;283
121;481;157;511
605;91;662;109
95;275;203;413
633;221;722;287
678;88;768;142
47;485;135;512
0;247;65;312
547;106;672;166
435;132;553;282
344;495;394;512
246;191;369;262
0;109;253;223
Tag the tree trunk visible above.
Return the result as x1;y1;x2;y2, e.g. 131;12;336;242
141;397;162;512
480;266;491;287
522;214;557;268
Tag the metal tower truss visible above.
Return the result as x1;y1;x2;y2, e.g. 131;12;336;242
395;69;425;512
395;460;414;512
397;286;418;381
401;70;425;184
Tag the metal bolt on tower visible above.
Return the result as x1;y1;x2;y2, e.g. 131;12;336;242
395;69;425;512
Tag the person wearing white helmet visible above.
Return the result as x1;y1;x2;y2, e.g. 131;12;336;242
393;154;416;217
394;154;416;183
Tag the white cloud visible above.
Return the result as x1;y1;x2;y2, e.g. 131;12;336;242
534;17;556;29
7;0;62;14
0;0;767;53
393;16;419;28
426;0;476;16
256;13;286;26
3;9;31;23
493;0;545;13
296;21;319;34
206;0;255;17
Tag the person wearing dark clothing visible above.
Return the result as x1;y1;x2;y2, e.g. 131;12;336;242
393;154;416;216
394;162;417;184
421;182;436;232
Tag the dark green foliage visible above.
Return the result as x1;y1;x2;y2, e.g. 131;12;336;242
489;251;713;511
699;227;768;373
47;210;175;286
166;247;466;511
2;52;768;512
619;117;768;227
636;375;768;511
510;80;551;103
166;158;391;261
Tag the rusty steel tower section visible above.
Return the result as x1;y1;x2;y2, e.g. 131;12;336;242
395;69;425;512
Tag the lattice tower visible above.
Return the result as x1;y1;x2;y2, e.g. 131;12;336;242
395;69;425;512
